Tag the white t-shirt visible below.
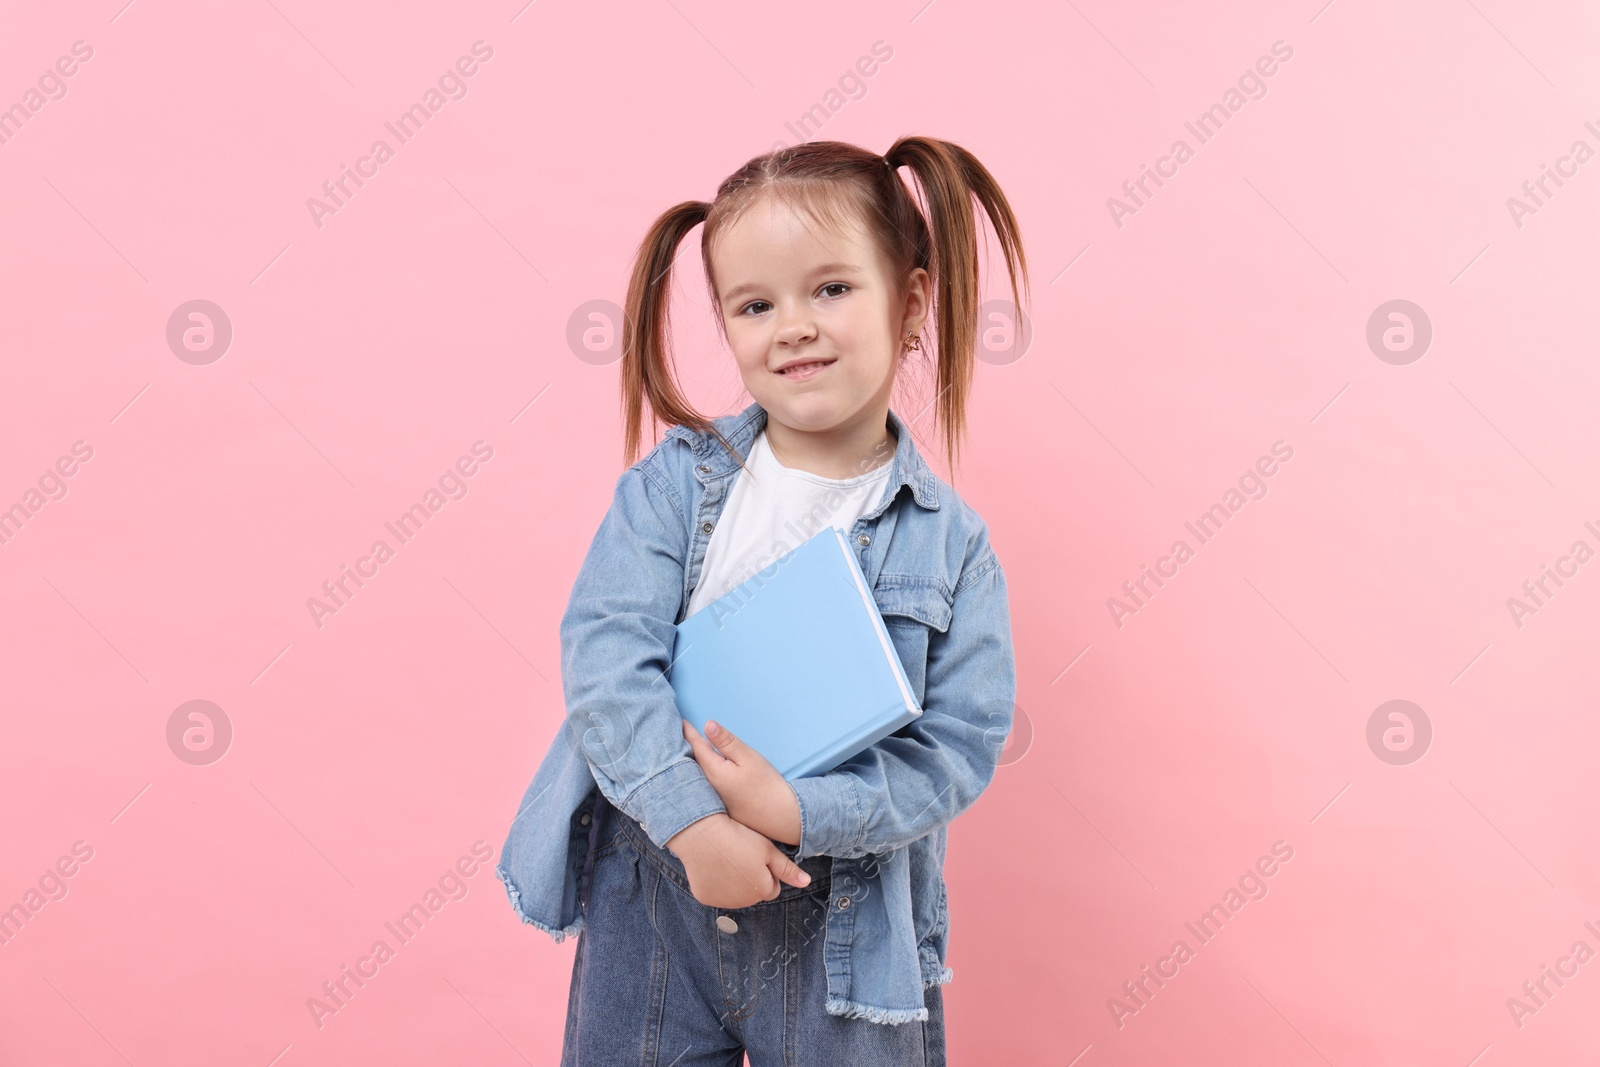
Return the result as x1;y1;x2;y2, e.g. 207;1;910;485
685;428;894;617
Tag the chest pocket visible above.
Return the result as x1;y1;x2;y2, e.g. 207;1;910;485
872;574;953;707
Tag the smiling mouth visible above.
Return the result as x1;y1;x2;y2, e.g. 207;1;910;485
777;359;836;377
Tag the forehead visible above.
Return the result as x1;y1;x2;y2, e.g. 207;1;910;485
711;193;877;274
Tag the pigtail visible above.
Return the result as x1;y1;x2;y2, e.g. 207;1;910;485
617;138;1027;478
619;200;742;468
884;137;1031;476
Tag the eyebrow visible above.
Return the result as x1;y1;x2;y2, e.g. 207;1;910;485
721;262;866;303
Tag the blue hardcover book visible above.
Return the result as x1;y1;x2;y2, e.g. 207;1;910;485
668;526;923;780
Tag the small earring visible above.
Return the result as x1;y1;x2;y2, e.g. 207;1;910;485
902;332;922;352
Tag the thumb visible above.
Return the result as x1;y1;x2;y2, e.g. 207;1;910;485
704;720;751;763
767;848;812;890
682;720;718;761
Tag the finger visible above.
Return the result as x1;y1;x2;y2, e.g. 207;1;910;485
704;720;749;764
681;722;721;763
763;869;782;901
769;851;812;889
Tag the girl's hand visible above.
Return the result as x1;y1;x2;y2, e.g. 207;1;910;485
683;720;803;847
666;812;810;909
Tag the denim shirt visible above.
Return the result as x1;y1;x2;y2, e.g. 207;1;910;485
495;400;1017;1025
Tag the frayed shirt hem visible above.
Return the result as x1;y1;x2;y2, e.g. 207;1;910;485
824;995;930;1026
496;864;585;943
823;953;950;1024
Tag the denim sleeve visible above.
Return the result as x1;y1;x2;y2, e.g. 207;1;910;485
788;545;1016;860
559;452;727;850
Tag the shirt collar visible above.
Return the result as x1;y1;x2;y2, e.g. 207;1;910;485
670;400;941;512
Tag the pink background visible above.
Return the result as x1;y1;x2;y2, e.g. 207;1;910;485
3;0;1598;1063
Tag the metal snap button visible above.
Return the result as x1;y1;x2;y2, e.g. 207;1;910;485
716;915;739;934
701;521;714;534
857;534;870;546
579;813;591;826
697;464;711;474
837;896;851;910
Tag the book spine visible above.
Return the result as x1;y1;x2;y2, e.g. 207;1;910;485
832;528;921;716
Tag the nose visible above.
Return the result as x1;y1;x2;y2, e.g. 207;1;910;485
773;303;816;347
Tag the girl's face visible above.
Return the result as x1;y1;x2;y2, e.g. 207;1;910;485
711;194;927;442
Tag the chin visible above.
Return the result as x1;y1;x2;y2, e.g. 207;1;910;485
761;395;839;428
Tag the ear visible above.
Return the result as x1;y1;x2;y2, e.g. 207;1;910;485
899;266;932;338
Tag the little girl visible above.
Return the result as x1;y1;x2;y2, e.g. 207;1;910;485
498;136;1028;1065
